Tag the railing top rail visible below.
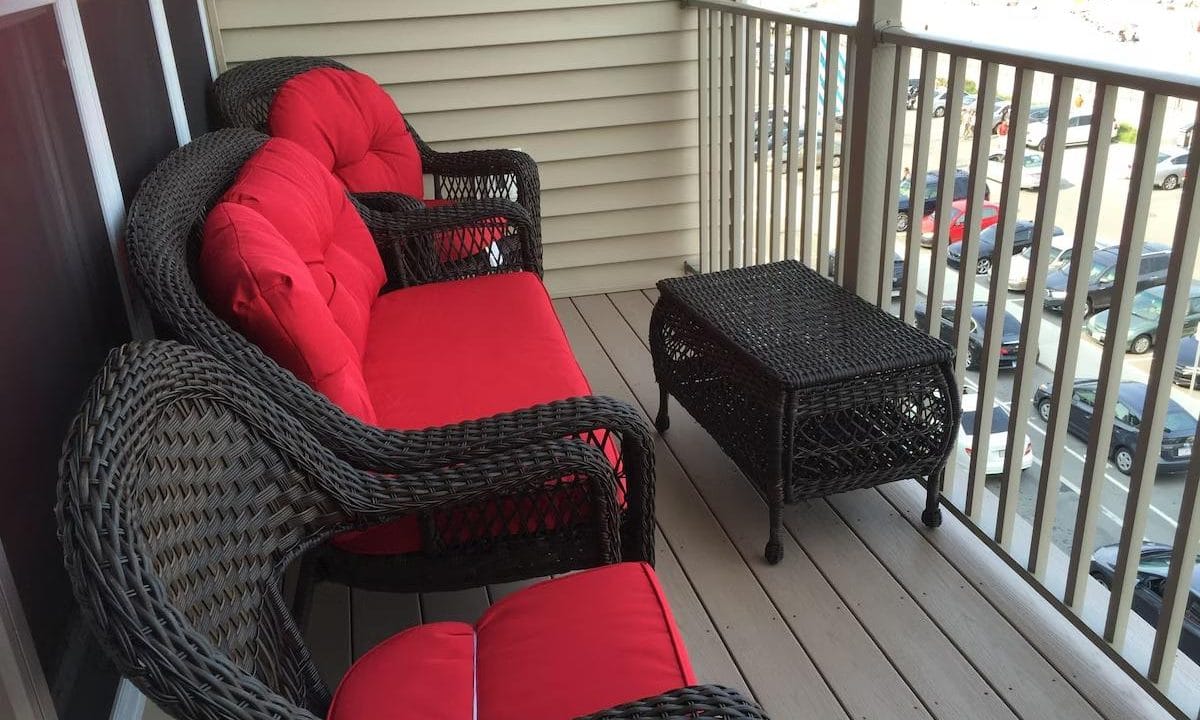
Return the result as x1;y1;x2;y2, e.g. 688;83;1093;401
681;0;858;35
881;27;1200;102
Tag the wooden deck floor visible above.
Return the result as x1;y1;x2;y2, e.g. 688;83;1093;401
211;290;1186;720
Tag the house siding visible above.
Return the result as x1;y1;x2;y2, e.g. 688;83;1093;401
208;0;699;295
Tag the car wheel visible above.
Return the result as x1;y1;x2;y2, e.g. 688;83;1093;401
967;345;980;371
831;155;841;168
1038;138;1047;152
1112;446;1134;475
933;106;945;118
1130;334;1153;355
1084;296;1094;316
896;212;910;233
1037;398;1052;423
1162;174;1180;190
976;257;992;276
1090;571;1110;589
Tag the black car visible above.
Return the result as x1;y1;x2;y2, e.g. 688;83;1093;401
1175;335;1200;388
1043;242;1172;315
914;301;1024;370
1033;379;1196;474
1090;542;1200;665
829;253;904;294
947;220;1064;275
896;169;990;233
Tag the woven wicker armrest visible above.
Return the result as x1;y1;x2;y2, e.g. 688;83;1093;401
575;685;770;719
357;196;541;284
421;147;540;201
349;191;426;214
357;395;657;564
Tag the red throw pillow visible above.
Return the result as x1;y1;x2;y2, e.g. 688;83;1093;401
199;138;387;422
268;67;425;198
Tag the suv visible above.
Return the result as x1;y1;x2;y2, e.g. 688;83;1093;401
1027;112;1119;152
896;169;990;232
1043;242;1172;315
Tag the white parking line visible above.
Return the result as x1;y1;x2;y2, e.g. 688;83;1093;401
962;378;1179;530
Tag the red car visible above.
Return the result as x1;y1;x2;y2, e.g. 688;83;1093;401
920;199;1001;246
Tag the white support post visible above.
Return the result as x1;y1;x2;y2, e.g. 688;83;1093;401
838;0;901;302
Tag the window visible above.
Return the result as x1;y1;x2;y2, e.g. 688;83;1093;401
940;306;956;322
1074;387;1097;406
983;206;999;219
1187;595;1200;625
1141;254;1170;274
1188;296;1200;314
1113;402;1138;426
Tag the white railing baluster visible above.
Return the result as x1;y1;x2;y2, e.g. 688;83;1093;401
878;45;909;307
1030;83;1113;581
997;71;1067;550
731;13;747;269
783;23;804;263
1103;94;1172;650
755;19;772;265
698;9;711;273
959;61;999;519
900;50;936;325
769;22;788;263
1147;105;1200;689
801;28;820;268
817;31;840;279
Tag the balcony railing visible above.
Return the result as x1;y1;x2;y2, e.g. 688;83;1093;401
683;0;1200;716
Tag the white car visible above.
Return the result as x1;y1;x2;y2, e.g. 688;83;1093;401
1149;150;1189;191
1007;232;1074;291
956;393;1034;476
987;150;1043;190
1026;113;1118;152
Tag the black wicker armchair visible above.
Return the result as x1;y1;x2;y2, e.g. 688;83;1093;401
57;341;765;720
124;128;655;594
211;56;542;272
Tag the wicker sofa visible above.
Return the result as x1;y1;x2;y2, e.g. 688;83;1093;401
211;55;540;270
124;128;655;596
57;341;766;720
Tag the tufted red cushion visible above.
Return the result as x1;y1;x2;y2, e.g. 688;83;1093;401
200;138;386;422
268;67;424;198
331;271;617;556
327;563;695;720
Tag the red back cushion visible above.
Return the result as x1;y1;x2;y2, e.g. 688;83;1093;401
199;138;386;423
268;67;425;198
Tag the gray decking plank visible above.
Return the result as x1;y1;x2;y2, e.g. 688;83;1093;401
349;590;421;660
879;481;1180;720
487;578;544;604
827;489;1103;720
602;290;1010;720
419;588;490;624
305;581;352;689
558;298;848;719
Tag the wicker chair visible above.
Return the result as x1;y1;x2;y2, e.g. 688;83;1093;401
211;56;542;269
124;128;656;595
57;341;765;720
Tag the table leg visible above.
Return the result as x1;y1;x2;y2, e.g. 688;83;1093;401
655;385;670;433
765;501;784;564
922;469;944;528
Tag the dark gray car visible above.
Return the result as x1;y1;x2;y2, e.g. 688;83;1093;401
1043;242;1172;315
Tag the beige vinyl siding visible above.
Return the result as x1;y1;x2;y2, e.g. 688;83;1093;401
210;0;698;295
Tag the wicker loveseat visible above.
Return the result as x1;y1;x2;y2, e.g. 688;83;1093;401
211;55;540;270
124;128;655;596
58;341;766;720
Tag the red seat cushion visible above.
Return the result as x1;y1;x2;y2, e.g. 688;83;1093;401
268;67;425;199
332;271;611;556
200;138;386;423
327;563;695;720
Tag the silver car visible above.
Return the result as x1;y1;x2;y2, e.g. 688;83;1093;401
1153;150;1189;190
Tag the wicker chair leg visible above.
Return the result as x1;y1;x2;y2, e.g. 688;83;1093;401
922;470;944;528
765;502;784;565
655;386;670;434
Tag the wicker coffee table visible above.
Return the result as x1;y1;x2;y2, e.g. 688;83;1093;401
650;261;960;564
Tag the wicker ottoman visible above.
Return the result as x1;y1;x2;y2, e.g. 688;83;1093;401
650;261;960;564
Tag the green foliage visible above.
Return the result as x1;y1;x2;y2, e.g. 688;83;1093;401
1116;122;1138;143
963;80;978;95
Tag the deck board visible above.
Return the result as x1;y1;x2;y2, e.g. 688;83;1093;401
295;289;1183;720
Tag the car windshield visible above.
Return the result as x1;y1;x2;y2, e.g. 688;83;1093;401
1024;154;1042;168
1130;291;1163;321
1088;259;1113;282
1164;406;1197;434
961;405;1010;433
1157;152;1170;163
